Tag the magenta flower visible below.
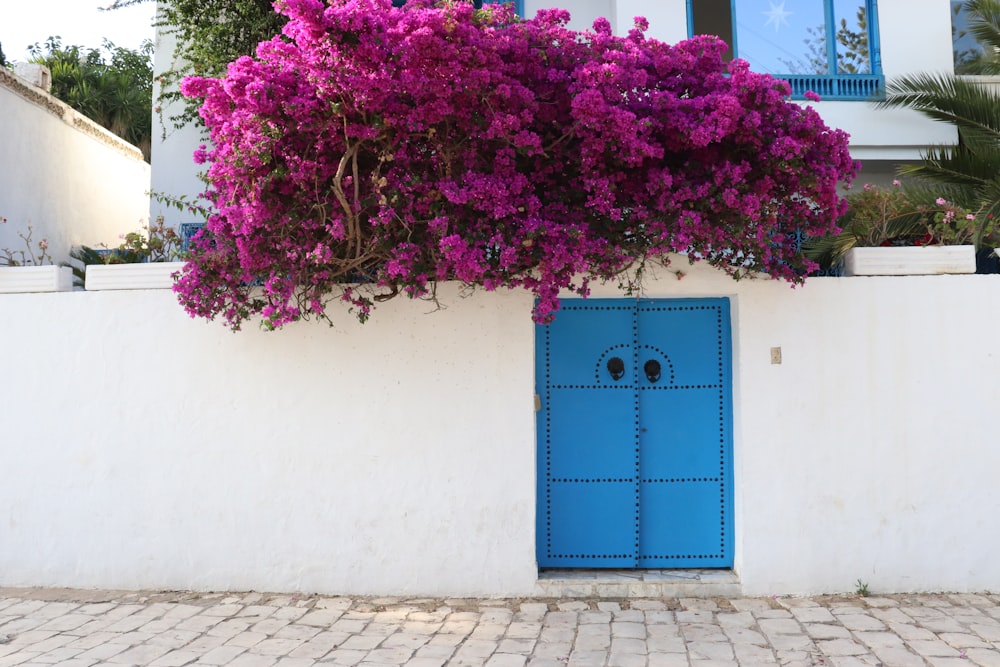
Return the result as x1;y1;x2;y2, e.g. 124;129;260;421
174;0;856;330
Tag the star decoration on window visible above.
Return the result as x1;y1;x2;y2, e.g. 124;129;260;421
763;1;793;32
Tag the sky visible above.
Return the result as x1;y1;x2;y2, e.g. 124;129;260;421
1;0;156;62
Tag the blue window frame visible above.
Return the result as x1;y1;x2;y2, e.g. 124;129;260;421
686;0;884;100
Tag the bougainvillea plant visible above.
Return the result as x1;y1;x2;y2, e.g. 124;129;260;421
176;0;857;330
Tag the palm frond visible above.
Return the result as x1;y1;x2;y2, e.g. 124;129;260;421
878;74;1000;149
974;176;1000;220
897;145;1000;192
966;0;1000;52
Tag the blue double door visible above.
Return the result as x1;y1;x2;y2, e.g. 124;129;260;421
536;298;733;568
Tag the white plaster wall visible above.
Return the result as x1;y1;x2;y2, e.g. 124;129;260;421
738;275;1000;595
524;0;615;31
521;0;684;38
0;71;151;265
2;265;1000;596
0;284;538;596
150;21;209;230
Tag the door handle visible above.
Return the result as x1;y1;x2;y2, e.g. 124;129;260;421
607;357;625;381
644;359;661;383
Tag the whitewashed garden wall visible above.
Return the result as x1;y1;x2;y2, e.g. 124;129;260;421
1;262;998;597
0;68;151;261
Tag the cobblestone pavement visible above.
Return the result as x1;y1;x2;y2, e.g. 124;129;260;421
3;588;1000;666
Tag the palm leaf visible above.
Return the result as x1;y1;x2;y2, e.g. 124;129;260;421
879;74;1000;149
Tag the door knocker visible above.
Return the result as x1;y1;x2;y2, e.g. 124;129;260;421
644;359;661;383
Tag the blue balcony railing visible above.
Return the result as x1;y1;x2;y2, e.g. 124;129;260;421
778;74;885;101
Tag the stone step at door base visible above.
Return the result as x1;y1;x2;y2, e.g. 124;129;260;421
534;569;741;598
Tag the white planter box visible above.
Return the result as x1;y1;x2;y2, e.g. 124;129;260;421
85;261;186;291
0;265;73;293
844;246;976;276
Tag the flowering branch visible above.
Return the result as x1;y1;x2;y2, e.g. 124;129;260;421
175;0;856;330
0;217;53;267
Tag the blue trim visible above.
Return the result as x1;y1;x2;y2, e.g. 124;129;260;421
868;0;883;73
685;0;693;39
779;73;884;100
824;0;838;74
729;0;738;63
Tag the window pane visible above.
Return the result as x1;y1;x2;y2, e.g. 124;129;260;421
834;1;871;73
691;0;736;62
734;0;828;74
952;0;990;72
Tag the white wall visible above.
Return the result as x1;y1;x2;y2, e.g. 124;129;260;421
150;21;209;230
2;264;1000;596
0;283;538;596
523;0;615;31
0;69;151;264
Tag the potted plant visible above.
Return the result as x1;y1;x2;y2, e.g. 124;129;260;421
77;217;186;290
803;182;996;276
0;217;72;293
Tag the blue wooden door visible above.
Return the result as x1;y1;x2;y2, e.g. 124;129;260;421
536;298;733;568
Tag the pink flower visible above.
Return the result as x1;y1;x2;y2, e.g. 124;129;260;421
936;197;947;206
173;0;856;330
803;90;821;102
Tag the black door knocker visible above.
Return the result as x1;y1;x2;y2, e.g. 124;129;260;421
644;359;661;383
607;357;625;381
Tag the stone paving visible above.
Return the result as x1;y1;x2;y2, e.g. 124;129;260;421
3;588;1000;666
